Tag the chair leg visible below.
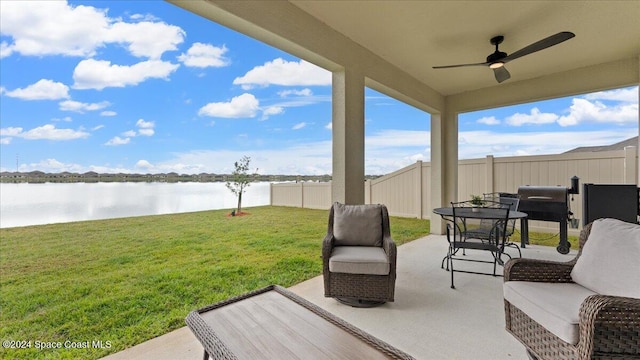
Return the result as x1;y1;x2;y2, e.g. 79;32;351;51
506;242;522;258
492;254;497;276
450;248;455;289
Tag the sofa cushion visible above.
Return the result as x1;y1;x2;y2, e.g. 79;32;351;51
333;203;383;247
570;218;640;298
504;281;598;345
329;246;389;275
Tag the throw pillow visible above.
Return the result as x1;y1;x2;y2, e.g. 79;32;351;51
571;218;640;298
333;202;383;247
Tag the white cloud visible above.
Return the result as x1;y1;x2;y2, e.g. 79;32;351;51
495;87;639;128
104;21;184;59
4;79;70;100
136;119;155;136
325;122;332;130
292;122;306;130
17;158;84;173
585;87;638;103
178;43;229;68
557;98;638;127
0;137;11;145
278;88;313;97
1;41;14;58
198;93;260;118
129;13;160;22
477;116;500;125
59;100;110;113
0;1;184;59
456;129;635;159
52;116;73;122
135;159;154;170
100;111;117;117
0;1;110;58
72;59;179;90
0;124;89;141
105;136;130;146
233;58;331;89
0;127;24;137
506;107;559;126
261;106;284;120
117;119;155;140
92;125;105;131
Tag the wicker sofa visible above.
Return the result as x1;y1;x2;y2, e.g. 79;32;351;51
503;218;640;359
322;202;396;306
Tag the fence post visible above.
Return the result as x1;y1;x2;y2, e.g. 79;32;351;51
415;160;423;219
300;182;304;208
364;179;371;204
486;155;494;194
270;183;273;205
624;146;637;184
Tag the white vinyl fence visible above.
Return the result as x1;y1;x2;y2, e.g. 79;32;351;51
271;146;638;234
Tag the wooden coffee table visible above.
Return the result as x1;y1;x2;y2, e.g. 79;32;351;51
185;285;414;360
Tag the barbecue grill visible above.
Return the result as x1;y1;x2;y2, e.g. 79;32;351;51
517;176;579;254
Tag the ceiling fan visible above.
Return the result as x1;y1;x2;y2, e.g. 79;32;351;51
433;32;575;83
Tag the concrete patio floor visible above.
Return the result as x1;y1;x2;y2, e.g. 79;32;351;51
102;234;576;360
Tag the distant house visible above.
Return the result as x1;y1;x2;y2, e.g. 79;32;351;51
563;136;638;153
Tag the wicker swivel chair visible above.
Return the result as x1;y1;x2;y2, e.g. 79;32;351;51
322;202;396;307
504;219;640;359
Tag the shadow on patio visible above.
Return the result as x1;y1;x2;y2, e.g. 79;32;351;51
102;235;576;360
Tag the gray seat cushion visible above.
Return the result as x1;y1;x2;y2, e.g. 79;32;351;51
333;203;383;247
570;218;640;298
504;281;597;345
329;246;389;275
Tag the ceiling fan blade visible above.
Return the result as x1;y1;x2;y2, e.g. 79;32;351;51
494;66;510;83
503;31;575;63
433;62;488;69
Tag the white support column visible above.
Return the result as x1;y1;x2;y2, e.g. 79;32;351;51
430;106;458;234
332;68;365;204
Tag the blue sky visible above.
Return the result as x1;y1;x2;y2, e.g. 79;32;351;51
0;1;637;176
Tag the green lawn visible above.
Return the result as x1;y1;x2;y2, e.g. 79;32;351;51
507;228;580;250
0;206;430;359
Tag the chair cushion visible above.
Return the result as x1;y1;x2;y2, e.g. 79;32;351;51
570;218;640;298
333;203;383;247
504;281;598;345
329;246;389;275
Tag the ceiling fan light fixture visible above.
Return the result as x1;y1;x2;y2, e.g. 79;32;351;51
489;61;504;69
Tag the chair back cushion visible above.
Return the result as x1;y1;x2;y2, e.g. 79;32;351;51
570;218;640;298
333;203;383;247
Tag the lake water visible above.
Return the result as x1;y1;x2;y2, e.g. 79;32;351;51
0;182;272;228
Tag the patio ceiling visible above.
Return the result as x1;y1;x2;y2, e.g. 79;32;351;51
289;1;640;97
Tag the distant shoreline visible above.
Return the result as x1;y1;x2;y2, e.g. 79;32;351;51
0;171;381;184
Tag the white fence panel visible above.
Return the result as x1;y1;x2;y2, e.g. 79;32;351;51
270;147;638;234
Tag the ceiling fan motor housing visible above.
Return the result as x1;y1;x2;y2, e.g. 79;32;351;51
487;35;507;64
487;51;507;63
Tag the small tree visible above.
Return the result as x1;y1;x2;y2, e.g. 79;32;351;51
225;156;256;215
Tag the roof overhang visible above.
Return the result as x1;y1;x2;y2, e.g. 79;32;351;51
168;0;639;114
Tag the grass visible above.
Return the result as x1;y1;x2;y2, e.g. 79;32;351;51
507;228;580;250
0;206;430;360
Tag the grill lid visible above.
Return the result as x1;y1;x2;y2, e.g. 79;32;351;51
517;186;568;202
